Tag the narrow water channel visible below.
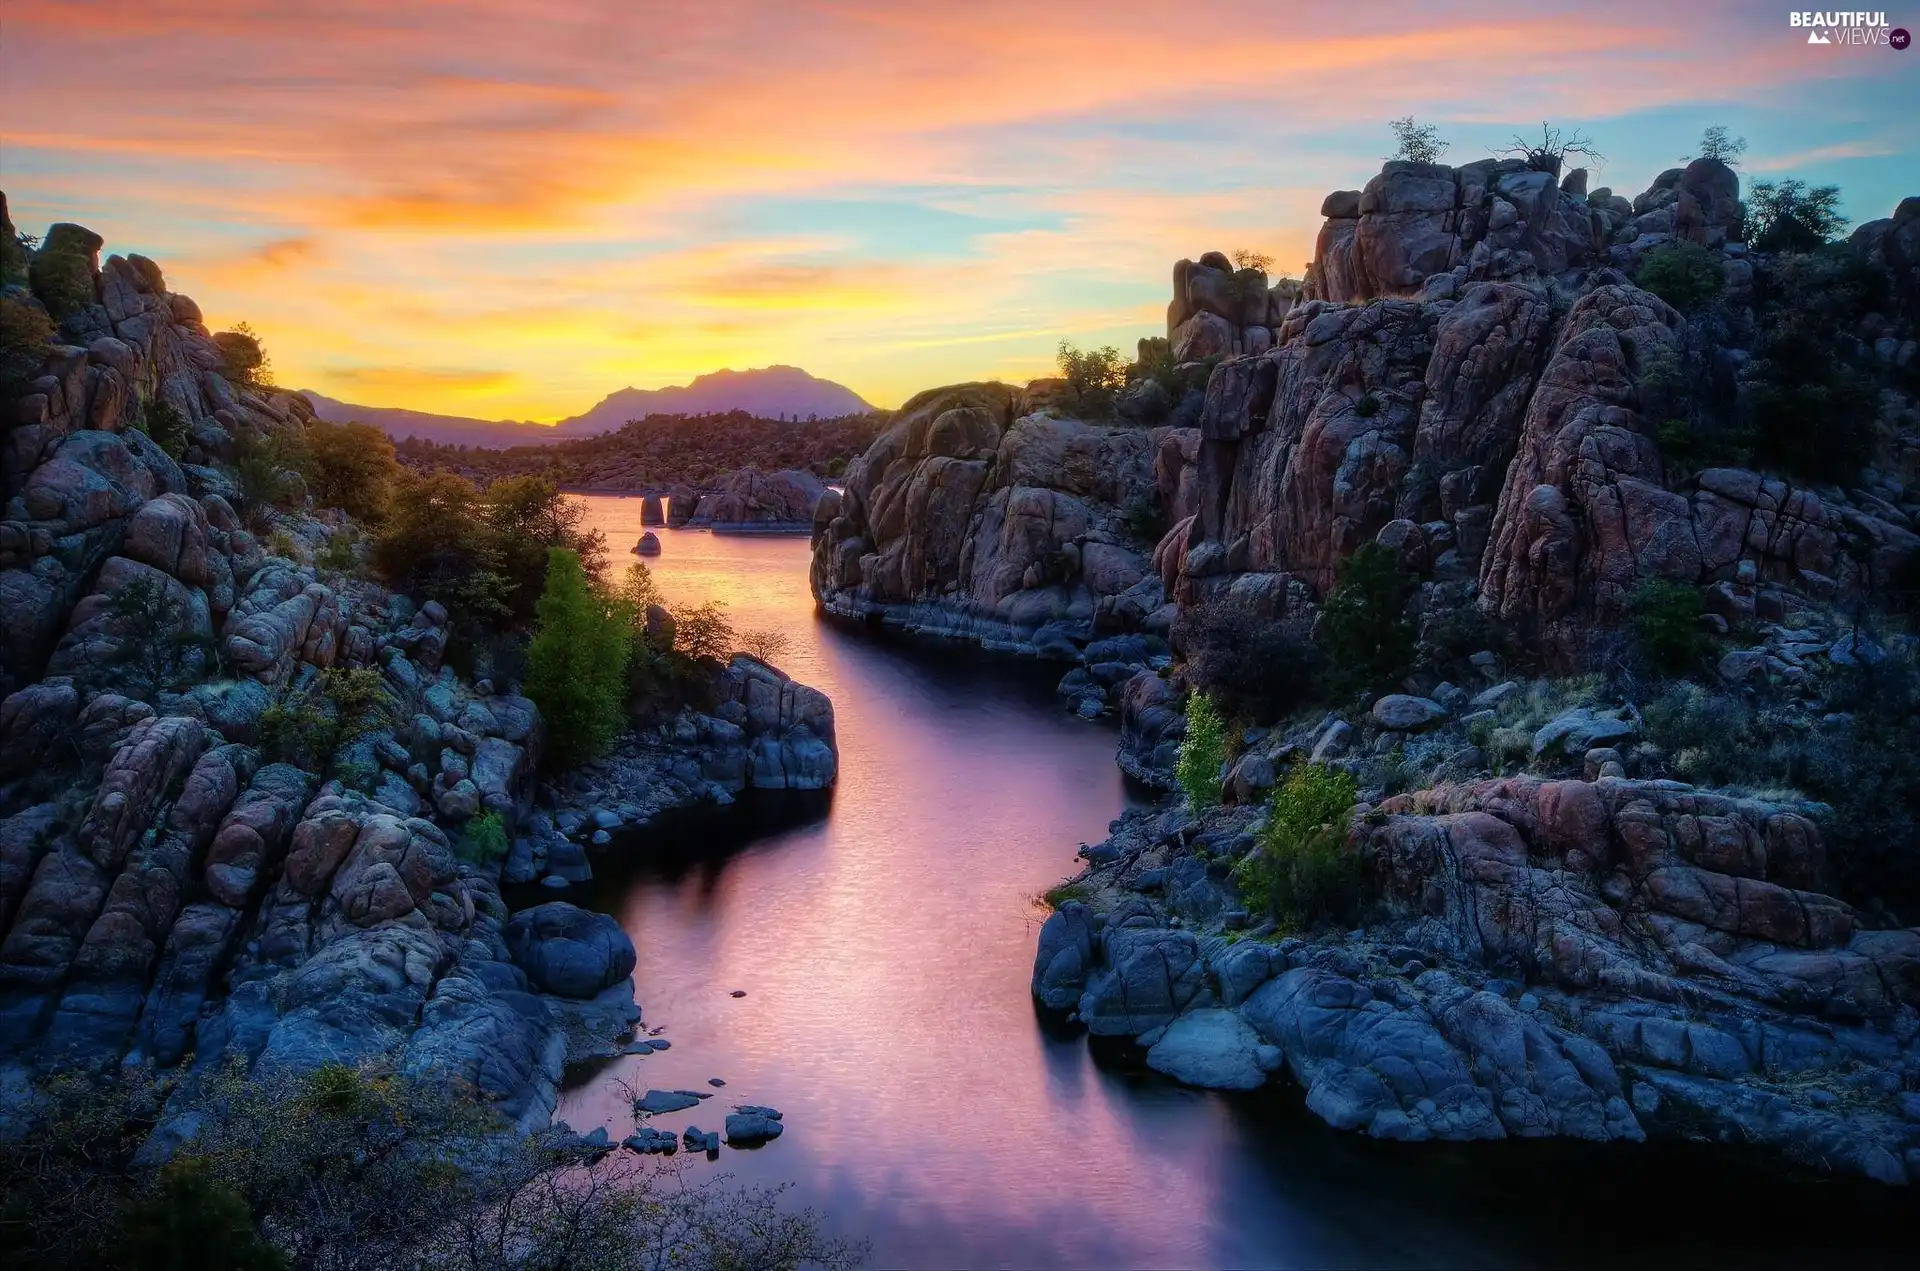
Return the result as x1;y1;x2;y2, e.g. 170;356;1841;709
553;495;1912;1270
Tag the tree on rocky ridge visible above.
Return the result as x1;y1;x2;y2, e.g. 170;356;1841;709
1745;179;1847;253
1497;121;1602;178
1687;124;1748;167
1387;116;1449;164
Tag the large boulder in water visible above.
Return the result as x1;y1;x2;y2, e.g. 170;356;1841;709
702;468;825;530
504;902;636;999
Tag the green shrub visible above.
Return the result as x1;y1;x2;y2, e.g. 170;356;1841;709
458;811;509;864
314;530;360;577
1630;578;1708;672
1320;542;1416;691
302;419;397;522
120;1156;287;1271
93;573;215;698
669;599;736;665
232;430;307;518
372;470;511;631
135;398;190;460
1354;394;1380;418
1174;691;1228;812
1233;763;1360;928
483;475;606;625
1173;596;1323;721
1635;241;1726;313
1121;494;1166;547
1742;310;1878;483
1746;179;1845;253
0;293;54;396
258;668;390;770
212;322;271;389
525;549;633;768
1388;116;1449;164
1056;340;1126;419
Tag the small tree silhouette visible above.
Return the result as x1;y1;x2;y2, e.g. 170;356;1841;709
1497;121;1603;178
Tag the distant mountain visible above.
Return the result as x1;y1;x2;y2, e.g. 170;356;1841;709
302;365;873;449
549;366;872;436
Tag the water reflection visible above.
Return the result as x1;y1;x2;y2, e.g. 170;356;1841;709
554;497;1916;1269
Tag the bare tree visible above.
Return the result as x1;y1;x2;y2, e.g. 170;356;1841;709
1497;121;1603;178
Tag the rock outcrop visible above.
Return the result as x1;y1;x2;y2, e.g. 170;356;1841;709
698;467;825;533
1036;771;1920;1182
811;383;1181;655
0;210;640;1132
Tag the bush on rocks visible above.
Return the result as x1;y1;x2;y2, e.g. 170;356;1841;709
1320;543;1416;693
525;549;632;768
1629;579;1709;673
1174;595;1322;720
0;1062;861;1271
1174;691;1227;812
1234;763;1360;930
1634;241;1725;314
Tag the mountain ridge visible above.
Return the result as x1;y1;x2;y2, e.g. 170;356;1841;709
303;364;874;447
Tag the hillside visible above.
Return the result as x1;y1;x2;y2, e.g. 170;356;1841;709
304;364;872;448
395;408;885;493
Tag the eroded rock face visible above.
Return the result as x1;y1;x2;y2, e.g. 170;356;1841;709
701;467;826;530
811;382;1173;654
1307;160;1607;304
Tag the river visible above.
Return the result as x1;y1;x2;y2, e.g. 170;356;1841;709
555;495;1910;1270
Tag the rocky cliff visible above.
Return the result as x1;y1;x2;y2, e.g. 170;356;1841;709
0;211;658;1130
810;382;1186;653
812;154;1920;1182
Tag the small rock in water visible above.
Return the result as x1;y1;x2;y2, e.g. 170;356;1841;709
682;1126;721;1153
729;989;747;998
649;1038;671;1050
708;1078;726;1087
635;1089;703;1115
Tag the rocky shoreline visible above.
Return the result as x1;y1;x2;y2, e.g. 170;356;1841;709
0;208;842;1156
811;150;1920;1186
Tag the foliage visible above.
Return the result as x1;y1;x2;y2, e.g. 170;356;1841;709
119;1158;286;1271
96;573;214;698
1497;121;1602;177
618;560;665;615
212;322;271;389
1129;335;1178;389
1233;764;1360;928
1175;691;1228;813
1353;394;1379;418
670;599;737;665
1120;494;1166;548
1229;248;1275;273
0;1062;863;1271
1635;241;1726;313
1741;255;1881;482
458;810;510;864
314;528;362;576
1319;543;1416;691
1629;579;1708;672
525;549;633;768
1173;596;1323;721
0;293;55;396
134;398;190;460
232;429;307;519
1688;125;1748;166
258;667;392;770
1641;654;1920;913
371;470;511;629
1055;340;1127;419
483;475;607;624
1745;179;1846;253
303;419;397;521
26;237;95;320
1387;116;1449;164
739;629;792;663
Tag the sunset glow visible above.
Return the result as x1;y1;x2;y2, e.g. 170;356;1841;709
5;0;1916;416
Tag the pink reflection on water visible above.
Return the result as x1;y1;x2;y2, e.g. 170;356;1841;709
554;499;1250;1264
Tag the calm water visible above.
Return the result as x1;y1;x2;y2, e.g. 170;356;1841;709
556;495;1913;1270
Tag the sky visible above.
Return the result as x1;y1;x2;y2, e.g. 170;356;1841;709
3;1;1917;418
